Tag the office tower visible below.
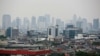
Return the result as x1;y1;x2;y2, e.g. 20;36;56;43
2;14;11;30
31;16;37;30
87;23;92;33
6;27;12;37
45;14;50;28
16;17;21;29
38;16;46;32
56;19;61;26
61;21;64;30
48;25;59;38
23;17;30;29
72;14;77;27
64;24;82;38
56;19;61;25
76;17;83;29
56;19;64;33
93;18;99;30
11;28;19;38
22;17;30;34
55;25;59;37
81;18;88;33
66;24;74;29
6;27;19;38
37;14;50;31
51;17;55;26
12;20;16;28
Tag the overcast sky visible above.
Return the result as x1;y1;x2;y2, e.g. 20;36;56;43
0;0;100;26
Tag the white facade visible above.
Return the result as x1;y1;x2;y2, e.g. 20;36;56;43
47;26;59;41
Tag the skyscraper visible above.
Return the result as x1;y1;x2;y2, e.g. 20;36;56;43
16;17;21;29
31;16;37;30
6;27;12;37
23;17;30;29
56;19;64;33
93;18;99;30
56;19;61;25
38;16;46;32
12;20;16;28
51;17;55;26
81;18;88;33
48;25;59;38
45;14;50;28
72;14;77;27
87;23;92;33
65;24;82;38
22;17;30;34
2;14;11;30
76;17;82;28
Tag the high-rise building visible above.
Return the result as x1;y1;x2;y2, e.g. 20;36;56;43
35;14;50;31
16;17;21;29
45;14;50;28
11;28;19;38
23;17;30;28
51;17;55;26
56;19;64;33
76;17;82;28
2;14;11;30
38;16;46;32
12;20;16;28
56;19;61;25
81;18;88;33
60;21;64;30
6;27;19;38
93;18;99;30
22;17;30;34
87;23;92;33
31;16;37;30
76;21;82;28
11;17;21;29
48;25;59;38
72;14;77;27
64;24;82;38
6;27;12;37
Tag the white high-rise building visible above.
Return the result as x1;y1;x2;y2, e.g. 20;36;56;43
49;25;59;37
47;25;59;41
2;14;11;30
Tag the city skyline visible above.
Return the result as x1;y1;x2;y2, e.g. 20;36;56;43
0;0;100;56
0;0;100;26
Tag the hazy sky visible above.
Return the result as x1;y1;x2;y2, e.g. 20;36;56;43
0;0;100;26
